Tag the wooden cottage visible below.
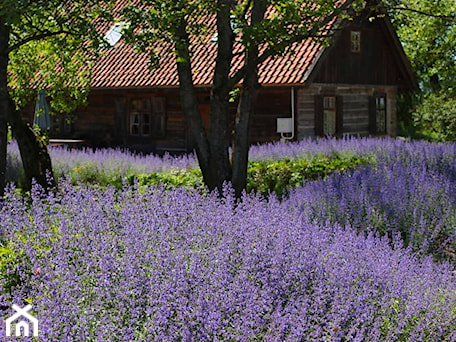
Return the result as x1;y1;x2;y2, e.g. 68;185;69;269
48;5;417;153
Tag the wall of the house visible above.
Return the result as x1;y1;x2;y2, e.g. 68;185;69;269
296;84;397;139
67;89;188;153
59;87;288;153
312;18;407;87
295;15;406;140
250;88;292;144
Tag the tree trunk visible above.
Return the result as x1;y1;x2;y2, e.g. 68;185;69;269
174;0;269;196
0;17;54;194
174;20;213;188
231;75;259;198
231;0;266;198
0;18;10;197
175;1;235;193
207;0;235;192
8;104;55;192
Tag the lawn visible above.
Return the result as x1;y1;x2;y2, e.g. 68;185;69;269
1;137;455;341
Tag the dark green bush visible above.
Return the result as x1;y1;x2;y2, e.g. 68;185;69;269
125;168;204;190
247;154;373;198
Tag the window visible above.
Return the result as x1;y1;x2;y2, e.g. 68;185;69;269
130;99;150;136
375;96;386;134
350;30;361;53
129;98;165;137
369;94;387;135
315;95;343;137
323;96;337;135
105;23;128;47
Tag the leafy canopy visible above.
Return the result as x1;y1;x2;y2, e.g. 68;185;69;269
3;0;114;113
389;0;456;93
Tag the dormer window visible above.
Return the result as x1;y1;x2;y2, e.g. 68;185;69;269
350;30;361;53
105;23;128;47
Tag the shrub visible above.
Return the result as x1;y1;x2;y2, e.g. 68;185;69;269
247;154;373;198
126;168;204;190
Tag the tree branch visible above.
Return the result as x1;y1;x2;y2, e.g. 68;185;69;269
238;0;253;24
387;6;455;20
8;29;71;53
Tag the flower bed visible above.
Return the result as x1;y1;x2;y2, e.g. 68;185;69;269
0;182;455;341
1;137;455;341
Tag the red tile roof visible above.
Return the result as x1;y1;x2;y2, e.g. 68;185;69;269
91;5;325;89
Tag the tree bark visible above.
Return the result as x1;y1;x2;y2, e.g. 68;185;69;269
1;16;55;195
231;70;260;198
174;20;213;188
174;0;270;197
8;103;56;192
208;0;235;192
231;0;266;198
175;1;236;193
0;17;10;196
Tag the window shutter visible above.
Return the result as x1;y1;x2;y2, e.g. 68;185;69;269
336;95;344;136
368;96;376;134
314;95;323;136
114;98;127;143
382;96;388;134
151;97;166;137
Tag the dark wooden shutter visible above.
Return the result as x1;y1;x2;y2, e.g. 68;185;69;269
151;97;166;137
314;94;323;136
368;96;376;135
114;97;127;144
382;96;387;134
336;95;344;136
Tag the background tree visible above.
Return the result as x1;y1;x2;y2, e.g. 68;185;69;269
0;0;112;195
412;93;456;141
385;0;456;139
123;0;365;197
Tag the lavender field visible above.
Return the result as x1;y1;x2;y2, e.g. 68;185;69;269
1;138;455;341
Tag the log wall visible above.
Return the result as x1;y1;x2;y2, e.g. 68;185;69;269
296;85;397;139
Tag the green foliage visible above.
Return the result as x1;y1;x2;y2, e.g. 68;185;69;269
247;154;374;198
0;241;26;296
4;0;114;112
45;153;373;198
390;0;456;93
55;162;125;189
126;168;205;190
126;155;373;198
413;92;456;142
388;0;456;137
123;0;366;65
